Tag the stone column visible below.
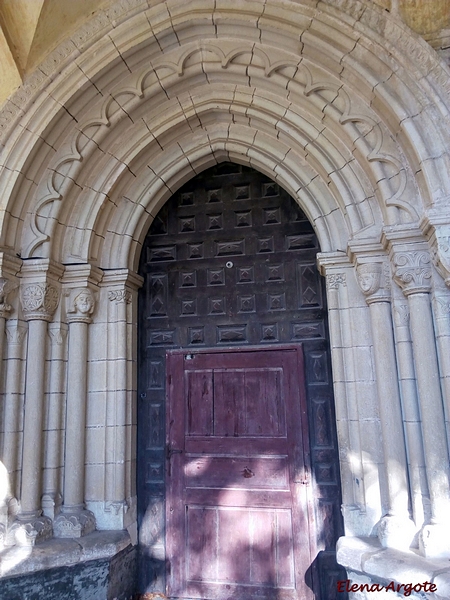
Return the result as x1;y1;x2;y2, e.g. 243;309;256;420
106;287;131;522
430;291;450;447
7;282;59;546
391;299;429;529
0;278;14;545
0;257;22;546
42;326;67;520
355;261;415;550
91;268;141;531
3;323;27;505
0;278;12;369
428;221;450;439
318;253;382;537
393;249;450;558
54;288;96;537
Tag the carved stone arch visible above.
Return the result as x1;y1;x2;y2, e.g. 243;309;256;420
0;2;445;250
99;143;349;271
0;1;449;264
15;36;423;263
1;1;450;596
71;119;377;270
22;77;389;266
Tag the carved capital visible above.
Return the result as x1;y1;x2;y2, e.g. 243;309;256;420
326;273;346;291
392;251;432;296
67;287;96;323
356;263;382;296
21;283;59;321
356;262;392;304
430;233;450;287
108;289;132;304
0;278;17;318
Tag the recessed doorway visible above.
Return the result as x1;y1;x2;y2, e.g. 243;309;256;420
137;162;346;599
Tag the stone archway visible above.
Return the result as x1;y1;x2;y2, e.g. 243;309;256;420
0;1;450;598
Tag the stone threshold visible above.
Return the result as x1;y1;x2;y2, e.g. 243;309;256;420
0;530;132;579
337;536;450;599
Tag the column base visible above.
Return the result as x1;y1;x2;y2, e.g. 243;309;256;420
377;514;416;550
53;508;96;538
5;514;53;546
419;522;450;558
0;502;7;546
87;498;136;530
42;492;62;520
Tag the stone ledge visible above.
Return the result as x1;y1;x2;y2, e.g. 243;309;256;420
0;530;131;579
337;536;450;599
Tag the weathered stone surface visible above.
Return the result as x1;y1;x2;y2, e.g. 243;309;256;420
338;536;450;599
0;535;136;600
0;531;131;577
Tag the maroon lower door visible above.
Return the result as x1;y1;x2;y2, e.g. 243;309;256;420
166;346;313;600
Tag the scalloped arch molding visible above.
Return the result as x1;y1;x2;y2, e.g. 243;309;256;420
0;0;450;269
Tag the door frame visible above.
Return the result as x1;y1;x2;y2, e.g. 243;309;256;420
165;343;316;599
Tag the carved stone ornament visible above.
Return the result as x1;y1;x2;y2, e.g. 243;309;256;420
419;521;450;559
0;277;17;318
49;328;67;346
393;303;410;327
377;514;416;551
430;234;450;287
53;508;96;538
326;273;346;290
21;283;59;320
434;295;450;319
356;263;382;297
108;289;132;304
105;500;129;515
5;514;53;546
67;287;96;323
5;323;27;345
393;251;432;295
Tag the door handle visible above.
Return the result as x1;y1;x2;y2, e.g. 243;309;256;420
166;445;183;460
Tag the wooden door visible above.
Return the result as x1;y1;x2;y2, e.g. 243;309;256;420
166;346;313;600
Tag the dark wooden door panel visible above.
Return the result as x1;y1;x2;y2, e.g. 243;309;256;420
138;163;346;598
166;347;313;600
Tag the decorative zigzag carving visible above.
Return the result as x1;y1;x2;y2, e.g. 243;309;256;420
26;39;417;256
305;78;416;219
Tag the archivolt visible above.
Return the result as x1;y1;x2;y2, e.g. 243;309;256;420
0;0;449;270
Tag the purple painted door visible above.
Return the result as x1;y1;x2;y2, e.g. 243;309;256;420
166;346;313;600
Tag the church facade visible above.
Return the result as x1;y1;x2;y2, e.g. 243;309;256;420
1;1;450;598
